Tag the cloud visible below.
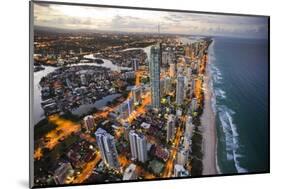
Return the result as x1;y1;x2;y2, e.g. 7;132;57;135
33;2;268;38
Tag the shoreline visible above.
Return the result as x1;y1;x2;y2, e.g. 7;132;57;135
201;63;218;175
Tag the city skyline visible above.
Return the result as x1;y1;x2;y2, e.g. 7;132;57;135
34;2;268;38
31;2;269;187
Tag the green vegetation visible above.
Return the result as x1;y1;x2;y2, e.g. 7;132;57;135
148;159;165;176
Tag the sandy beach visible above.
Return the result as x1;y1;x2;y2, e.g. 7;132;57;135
201;71;218;175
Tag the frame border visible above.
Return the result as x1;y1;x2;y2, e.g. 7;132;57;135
29;1;270;188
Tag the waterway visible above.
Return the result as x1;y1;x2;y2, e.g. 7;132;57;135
33;46;152;125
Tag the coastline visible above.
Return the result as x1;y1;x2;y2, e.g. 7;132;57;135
201;62;218;175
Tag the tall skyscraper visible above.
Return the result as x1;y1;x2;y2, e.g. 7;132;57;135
176;75;185;105
53;162;73;185
191;98;198;112
167;114;176;143
162;51;169;65
132;58;139;71
129;130;148;163
162;51;174;66
185;116;193;137
131;86;142;105
149;45;161;109
164;76;172;94
123;122;131;141
183;136;191;151
118;97;134;119
184;116;194;151
177;63;184;76
95;128;120;169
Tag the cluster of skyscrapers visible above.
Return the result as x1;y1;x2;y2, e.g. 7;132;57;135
129;130;148;163
93;40;203;176
95;128;120;169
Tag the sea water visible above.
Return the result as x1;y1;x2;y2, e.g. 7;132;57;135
209;37;269;174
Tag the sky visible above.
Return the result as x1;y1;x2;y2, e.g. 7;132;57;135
33;3;268;38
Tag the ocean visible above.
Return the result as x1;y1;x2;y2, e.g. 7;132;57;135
208;36;269;174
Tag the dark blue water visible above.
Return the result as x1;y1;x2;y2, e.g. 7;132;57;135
208;37;269;174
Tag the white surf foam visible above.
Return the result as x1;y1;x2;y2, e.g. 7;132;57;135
218;106;247;173
208;40;247;174
214;89;226;99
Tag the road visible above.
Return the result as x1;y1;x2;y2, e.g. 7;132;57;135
72;152;102;184
34;115;81;160
162;127;183;178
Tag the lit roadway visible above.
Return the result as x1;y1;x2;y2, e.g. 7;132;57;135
92;69;146;120
119;154;155;179
34;115;81;160
35;69;153;182
126;92;151;123
35;69;147;160
135;70;145;86
36;43;207;182
163;127;184;178
72;151;101;184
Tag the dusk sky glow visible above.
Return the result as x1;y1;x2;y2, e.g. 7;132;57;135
34;3;268;38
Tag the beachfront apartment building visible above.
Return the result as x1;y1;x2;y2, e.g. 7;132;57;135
95;128;120;169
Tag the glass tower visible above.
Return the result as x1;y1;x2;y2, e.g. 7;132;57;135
149;45;161;109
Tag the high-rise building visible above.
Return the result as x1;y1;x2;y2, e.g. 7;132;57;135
53;162;73;185
131;86;142;105
191;98;198;112
174;164;189;177
183;136;191;151
118;97;134;119
162;51;174;66
176;75;185;105
132;58;139;71
185;116;193;134
162;51;169;65
95;128;120;169
164;76;172;94
185;67;192;78
129;130;148;163
123;163;137;181
123;122;131;141
123;71;136;79
177;66;184;76
176;108;182;117
83;115;94;132
167;114;176;143
189;78;195;98
149;45;161;109
169;63;176;78
176;148;189;166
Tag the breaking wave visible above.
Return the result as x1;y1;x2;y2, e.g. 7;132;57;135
214;88;226;99
208;39;247;174
217;106;247;173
